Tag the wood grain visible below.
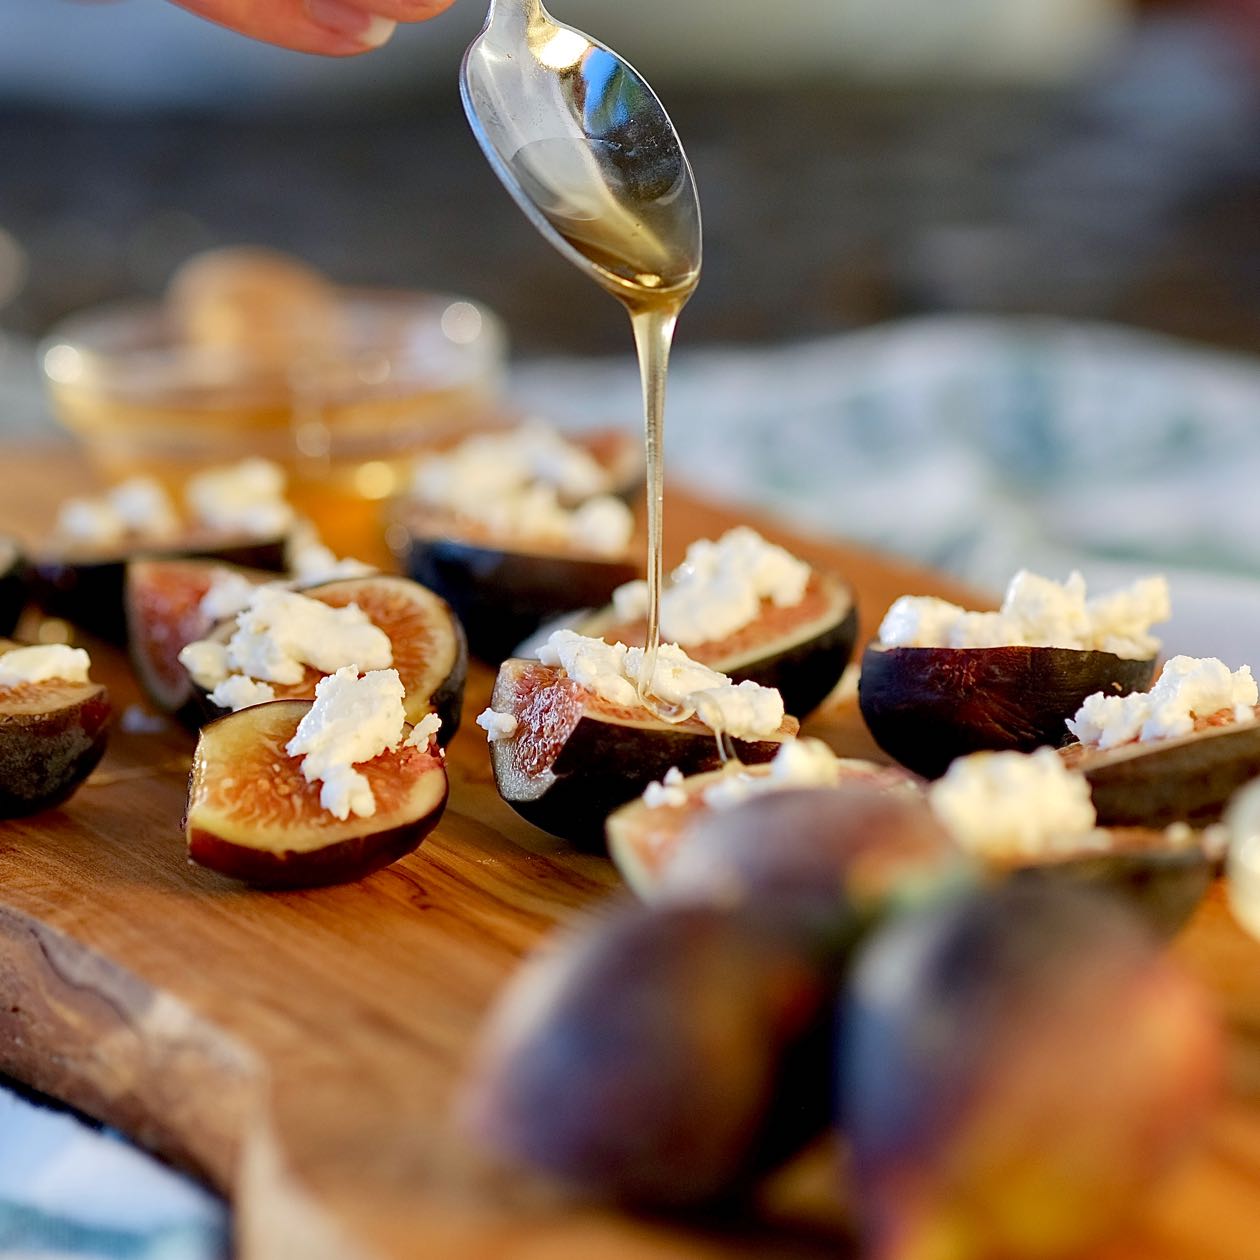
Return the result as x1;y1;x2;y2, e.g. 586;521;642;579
0;448;1256;1259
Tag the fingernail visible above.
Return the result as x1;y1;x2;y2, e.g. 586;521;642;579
303;0;397;47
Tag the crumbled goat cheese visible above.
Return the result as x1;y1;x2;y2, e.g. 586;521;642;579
208;674;277;712
613;527;811;645
207;586;392;687
56;477;180;546
179;640;231;690
0;644;91;686
199;569;260;623
642;766;687;809
703;738;841;810
405;712;443;749
412;421;613;506
929;748;1101;862
538;629;785;740
285;667;408;820
287;531;375;584
1067;655;1259;749
185;458;295;538
476;708;519;740
878;571;1170;660
410;423;632;556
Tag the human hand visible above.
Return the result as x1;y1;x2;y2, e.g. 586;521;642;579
169;0;457;56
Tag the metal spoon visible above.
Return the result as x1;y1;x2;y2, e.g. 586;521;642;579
460;0;702;303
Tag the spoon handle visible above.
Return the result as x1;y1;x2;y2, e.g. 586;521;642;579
483;0;544;35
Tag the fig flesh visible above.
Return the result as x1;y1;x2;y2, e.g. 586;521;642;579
185;699;448;888
577;569;858;720
462;901;837;1207
189;575;467;743
839;883;1222;1260
1064;708;1260;829
30;532;287;645
859;643;1155;778
487;657;798;848
0;650;111;817
125;558;270;718
606;763;929;902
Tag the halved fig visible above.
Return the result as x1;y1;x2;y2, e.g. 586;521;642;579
125;558;271;718
0;646;111;817
576;568;858;720
0;537;27;637
1063;708;1260;829
190;575;467;742
488;658;798;848
185;699;448;888
397;513;640;664
30;532;287;645
859;643;1155;778
607;761;925;901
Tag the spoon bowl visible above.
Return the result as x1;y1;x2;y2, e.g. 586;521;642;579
460;0;702;304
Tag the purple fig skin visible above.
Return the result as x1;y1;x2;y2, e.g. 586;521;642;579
401;534;639;664
838;883;1222;1260
653;786;969;918
31;534;287;645
488;659;797;849
1069;717;1260;829
0;537;27;638
858;643;1156;778
0;681;111;818
462;901;839;1208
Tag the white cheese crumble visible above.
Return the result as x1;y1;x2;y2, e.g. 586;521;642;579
185;458;295;538
538;629;786;740
56;477;180;547
413;421;613;504
612;527;811;645
476;708;519;741
878;571;1170;660
286;667;410;820
928;748;1101;862
703;738;843;809
199;569;260;623
405;712;443;749
287;528;376;585
1067;655;1259;750
0;644;91;686
642;766;687;809
208;674;277;712
410;423;633;556
191;586;392;688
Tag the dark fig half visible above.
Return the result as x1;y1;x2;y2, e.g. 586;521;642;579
189;575;467;743
125;558;272;718
0;662;111;818
397;512;639;664
185;699;448;889
0;537;27;637
488;658;798;849
1064;708;1260;829
462;900;840;1207
607;762;926;901
1006;825;1217;941
578;569;858;720
30;532;287;645
859;643;1156;778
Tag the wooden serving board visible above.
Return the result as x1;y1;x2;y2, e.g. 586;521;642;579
0;448;1258;1260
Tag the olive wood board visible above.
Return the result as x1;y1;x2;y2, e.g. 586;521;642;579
0;447;1257;1260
